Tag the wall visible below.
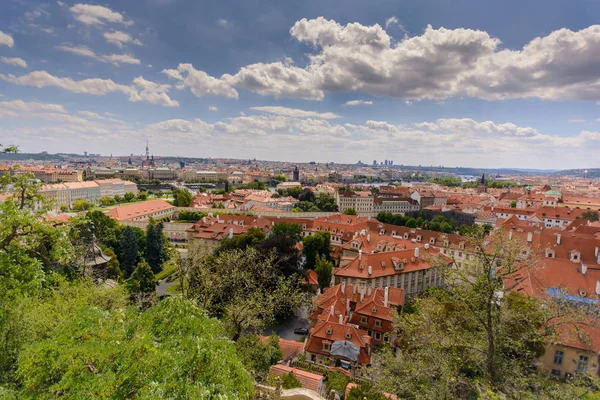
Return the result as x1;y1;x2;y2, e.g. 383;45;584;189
540;343;599;379
120;220;194;242
176;207;339;219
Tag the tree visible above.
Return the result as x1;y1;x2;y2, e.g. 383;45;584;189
121;226;140;277
172;188;192;207
216;226;266;255
255;235;302;277
270;221;303;242
302;231;332;269
128;260;157;294
315;254;333;290
72;198;93;211
236;333;282;381
114;194;123;203
346;383;387;400
582;210;599;221
187;248;303;341
145;221;168;274
343;208;357;215
510;200;517;208
103;247;124;281
0;143;18;153
315;193;338;211
123;192;136;202
298;188;316;203
280;372;302;389
99;196;116;206
405;217;417;228
327;371;349;398
137;191;148;201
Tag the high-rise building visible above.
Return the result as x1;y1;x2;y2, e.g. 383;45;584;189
373;160;377;166
293;166;300;181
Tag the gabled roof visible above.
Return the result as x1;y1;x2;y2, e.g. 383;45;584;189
106;199;175;221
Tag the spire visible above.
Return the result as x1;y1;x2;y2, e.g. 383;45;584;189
146;139;149;161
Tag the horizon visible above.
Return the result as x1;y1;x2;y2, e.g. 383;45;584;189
2;1;600;169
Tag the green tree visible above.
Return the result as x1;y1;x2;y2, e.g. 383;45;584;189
298;188;316;203
99;196;116;206
172;188;193;207
145;221;168;274
315;254;333;290
302;231;332;269
216;226;266;254
315;193;338;211
103;247;124;282
327;371;349;398
128;260;157;294
271;221;303;242
346;383;387;400
137;191;148;201
582;210;599;221
123;192;136;202
343;208;358;215
405;217;417;228
236;333;282;381
120;226;140;277
280;372;302;389
114;194;123;203
72;198;93;211
510;200;517;208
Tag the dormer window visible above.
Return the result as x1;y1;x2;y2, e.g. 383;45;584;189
316;226;321;231
345;332;352;339
459;242;465;250
545;249;555;258
340;230;345;235
302;224;306;229
391;231;396;236
381;261;386;268
430;238;435;244
371;307;377;313
322;343;331;352
347;219;351;224
379;229;385;235
404;233;409;239
325;328;332;335
332;228;337;234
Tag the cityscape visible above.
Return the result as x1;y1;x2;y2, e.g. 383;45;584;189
1;0;600;399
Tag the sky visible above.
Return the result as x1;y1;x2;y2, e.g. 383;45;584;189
1;0;600;169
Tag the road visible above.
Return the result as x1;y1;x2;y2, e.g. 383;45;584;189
263;305;310;340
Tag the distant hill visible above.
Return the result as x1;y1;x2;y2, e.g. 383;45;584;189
552;168;600;178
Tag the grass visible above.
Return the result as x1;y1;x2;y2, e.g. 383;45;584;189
155;261;178;281
167;282;182;294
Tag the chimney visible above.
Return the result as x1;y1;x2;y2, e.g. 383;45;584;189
341;281;346;294
367;234;370;242
527;232;533;243
596;280;600;296
508;229;513;240
414;247;420;258
360;287;365;301
368;265;372;275
202;216;206;223
384;287;389;308
359;250;362;261
229;228;233;239
582;264;588;275
556;234;561;245
338;314;343;324
346;296;350;313
330;305;334;316
367;286;372;296
353;285;357;294
595;247;598;258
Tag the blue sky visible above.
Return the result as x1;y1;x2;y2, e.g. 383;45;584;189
1;0;600;169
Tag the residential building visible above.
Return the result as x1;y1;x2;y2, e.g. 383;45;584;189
106;199;176;221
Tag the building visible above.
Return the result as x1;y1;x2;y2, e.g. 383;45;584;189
267;365;325;396
277;181;302;191
41;181;102;209
336;190;374;215
95;179;138;197
106;199;176;221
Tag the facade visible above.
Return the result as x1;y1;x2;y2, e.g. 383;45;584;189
41;181;101;209
336;191;374;215
106;199;176;221
95;179;138;197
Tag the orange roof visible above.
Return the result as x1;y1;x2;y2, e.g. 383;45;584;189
106;199;175;221
268;365;323;393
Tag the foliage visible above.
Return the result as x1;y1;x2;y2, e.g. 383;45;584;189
292;201;321;212
127;260;157;294
98;196;116;206
236;333;282;381
172;188;193;207
246;180;266;190
315;254;334;290
377;211;459;234
327;371;349;398
346;382;388;400
278;186;302;198
510;200;517;208
280;372;302;389
216;226;266;255
255;235;302;277
123;192;136;202
11;290;254;399
102;247;123;282
315;193;339;211
343;208;357;215
582;210;599;221
178;210;208;222
270;221;303;242
137;191;148;201
302;231;332;269
120;226;140;277
187;247;304;341
72;198;93;211
298;188;316;203
428;176;463;187
145;221;168;274
113;194;123;203
458;223;492;238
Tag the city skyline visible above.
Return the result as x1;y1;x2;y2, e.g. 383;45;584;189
2;0;600;168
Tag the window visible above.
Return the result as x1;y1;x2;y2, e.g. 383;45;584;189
374;332;382;340
577;355;588;373
322;343;331;352
360;316;367;324
551;369;561;377
374;320;382;328
553;350;564;365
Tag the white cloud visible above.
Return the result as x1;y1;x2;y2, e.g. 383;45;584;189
0;31;14;47
56;44;141;65
0;100;67;114
69;3;132;26
0;71;178;107
104;31;142;48
385;16;398;29
217;18;228;27
569;119;585;123
162;63;239;98
343;100;373;107
164;19;600;102
250;106;340;119
208;106;218;111
0;57;27;68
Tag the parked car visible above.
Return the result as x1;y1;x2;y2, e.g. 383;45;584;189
293;328;309;335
